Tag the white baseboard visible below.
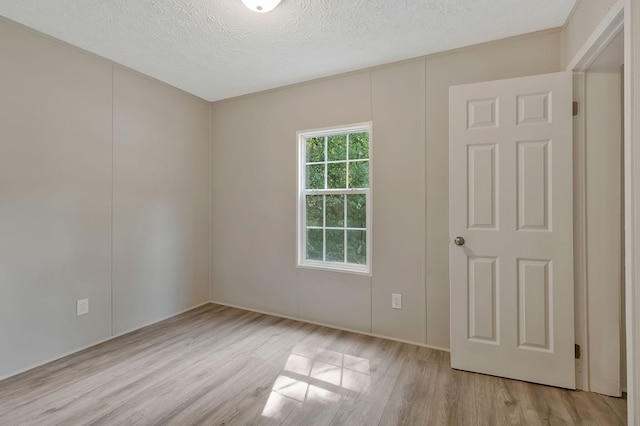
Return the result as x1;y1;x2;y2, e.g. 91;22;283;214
0;301;211;383
210;299;451;353
111;301;211;337
1;298;451;384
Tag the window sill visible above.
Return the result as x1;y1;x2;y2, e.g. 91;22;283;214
297;261;371;277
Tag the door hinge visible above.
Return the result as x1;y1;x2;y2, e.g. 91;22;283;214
575;344;581;359
573;101;579;116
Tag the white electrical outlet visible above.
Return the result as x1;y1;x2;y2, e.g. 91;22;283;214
76;299;89;316
392;293;402;309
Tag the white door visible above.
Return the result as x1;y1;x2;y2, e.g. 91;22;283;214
449;72;575;389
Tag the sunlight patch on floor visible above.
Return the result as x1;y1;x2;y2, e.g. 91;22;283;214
261;346;371;419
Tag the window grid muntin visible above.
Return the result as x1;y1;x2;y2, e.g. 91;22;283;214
305;133;370;191
306;159;369;165
299;124;371;274
304;193;368;264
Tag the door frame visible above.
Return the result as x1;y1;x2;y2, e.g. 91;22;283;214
567;0;639;422
568;3;624;395
625;0;640;423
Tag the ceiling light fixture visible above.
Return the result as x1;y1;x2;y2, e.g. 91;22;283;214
241;0;281;13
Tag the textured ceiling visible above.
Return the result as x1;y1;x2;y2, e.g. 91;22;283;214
0;0;577;101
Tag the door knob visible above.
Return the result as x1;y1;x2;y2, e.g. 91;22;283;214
454;236;465;246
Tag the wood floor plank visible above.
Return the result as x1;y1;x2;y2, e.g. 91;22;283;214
0;303;627;425
329;339;408;426
378;345;440;425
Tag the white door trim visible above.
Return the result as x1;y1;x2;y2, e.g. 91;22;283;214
569;0;640;422
567;0;624;72
624;0;640;423
571;72;589;392
567;3;625;395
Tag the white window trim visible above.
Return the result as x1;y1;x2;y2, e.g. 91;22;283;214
296;122;373;276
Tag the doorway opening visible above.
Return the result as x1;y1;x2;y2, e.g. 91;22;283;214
573;23;625;397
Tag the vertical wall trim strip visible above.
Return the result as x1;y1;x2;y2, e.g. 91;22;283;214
110;64;115;337
369;70;374;333
424;58;429;346
209;103;213;302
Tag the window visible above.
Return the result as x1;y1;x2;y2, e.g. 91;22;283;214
297;123;372;275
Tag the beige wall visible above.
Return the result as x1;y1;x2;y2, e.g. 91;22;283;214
0;15;565;382
112;67;210;335
0;18;210;379
564;0;620;67
210;30;563;348
211;72;372;324
0;0;629;386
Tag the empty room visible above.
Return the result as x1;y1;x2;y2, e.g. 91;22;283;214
1;0;640;424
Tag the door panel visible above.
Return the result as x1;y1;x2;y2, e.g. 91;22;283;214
517;140;550;230
468;144;498;229
468;256;498;343
449;71;574;389
517;258;551;351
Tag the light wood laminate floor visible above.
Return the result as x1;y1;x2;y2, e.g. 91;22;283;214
0;303;626;425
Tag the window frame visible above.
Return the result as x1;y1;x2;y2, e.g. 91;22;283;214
296;122;373;275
